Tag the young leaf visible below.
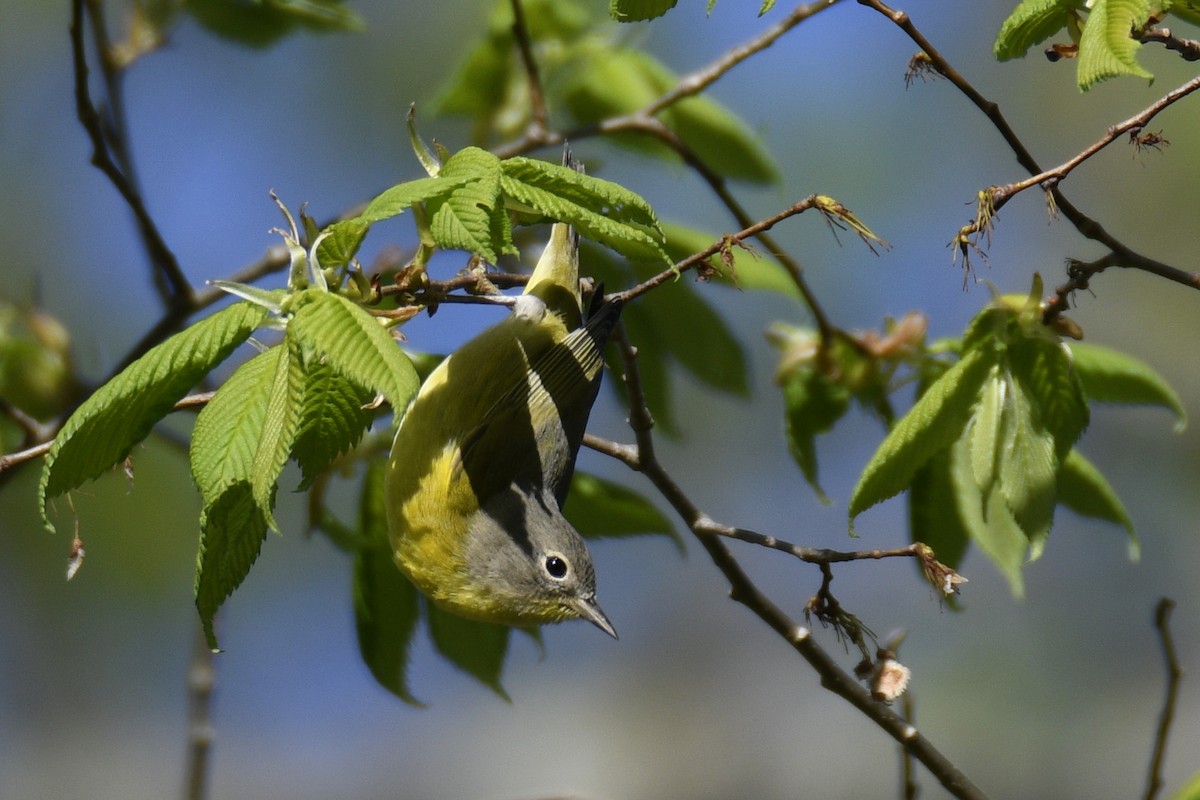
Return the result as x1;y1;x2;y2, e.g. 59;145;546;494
425;601;511;700
1069;341;1186;431
426;147;508;262
190;339;305;527
288;290;420;416
998;373;1058;543
195;481;271;649
1058;448;1139;559
908;449;970;570
357;175;471;224
1077;0;1154;90
849;349;993;523
291;360;376;490
610;0;678;21
950;433;1028;597
564;472;681;550
500;157;668;264
313;218;369;272
354;458;423;704
1010;337;1089;458
994;0;1086;61
40;301;268;532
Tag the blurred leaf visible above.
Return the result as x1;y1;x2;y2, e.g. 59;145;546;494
0;305;76;421
780;365;851;503
40;301;267;532
1168;769;1200;800
610;0;678;21
997;368;1058;545
564;472;682;550
1070;341;1186;431
1058;448;1138;559
560;48;777;183
950;433;1028;596
426;602;511;700
994;0;1086;60
909;448;970;569
289;290;420;416
1077;0;1154;90
661;222;801;299
354;458;423;704
186;0;363;48
1010;336;1089;458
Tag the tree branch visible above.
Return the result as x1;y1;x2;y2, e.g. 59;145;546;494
600;324;986;799
1142;598;1182;800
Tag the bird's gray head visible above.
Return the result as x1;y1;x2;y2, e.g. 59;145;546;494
463;485;616;638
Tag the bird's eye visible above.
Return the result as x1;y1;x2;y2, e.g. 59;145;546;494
544;555;569;580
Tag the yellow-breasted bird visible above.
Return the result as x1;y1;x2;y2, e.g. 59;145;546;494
384;220;621;638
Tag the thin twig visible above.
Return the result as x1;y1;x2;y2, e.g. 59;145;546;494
603;324;987;799
184;619;216;800
858;0;1200;309
1142;598;1182;800
990;74;1200;212
1140;27;1200;61
509;0;549;137
71;0;192;311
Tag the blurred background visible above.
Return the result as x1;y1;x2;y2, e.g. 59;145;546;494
2;1;1199;798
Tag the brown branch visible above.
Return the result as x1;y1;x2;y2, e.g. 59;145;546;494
71;0;192;312
1140;27;1200;61
184;620;216;800
599;324;986;799
858;0;1200;309
1142;598;1182;800
509;0;550;137
989;74;1200;213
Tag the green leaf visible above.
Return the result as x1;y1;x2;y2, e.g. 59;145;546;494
998;369;1058;544
500;157;668;263
610;0;679;21
187;0;362;48
849;349;993;523
291;359;376;490
288;290;420;416
908;448;970;569
1058;448;1139;559
559;48;777;183
950;433;1029;596
354;458;423;704
195;481;271;649
313;218;369;272
190;340;305;528
426;602;511;700
994;0;1086;60
638;278;748;397
564;472;682;550
426;147;508;262
1069;341;1186;431
40;301;268;532
1077;0;1154;90
661;222;801;299
780;365;851;503
1167;769;1200;800
357;176;471;224
1010;337;1089;458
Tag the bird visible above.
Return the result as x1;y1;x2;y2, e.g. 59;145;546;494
384;216;622;638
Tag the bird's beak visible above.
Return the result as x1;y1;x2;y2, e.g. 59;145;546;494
571;596;618;639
